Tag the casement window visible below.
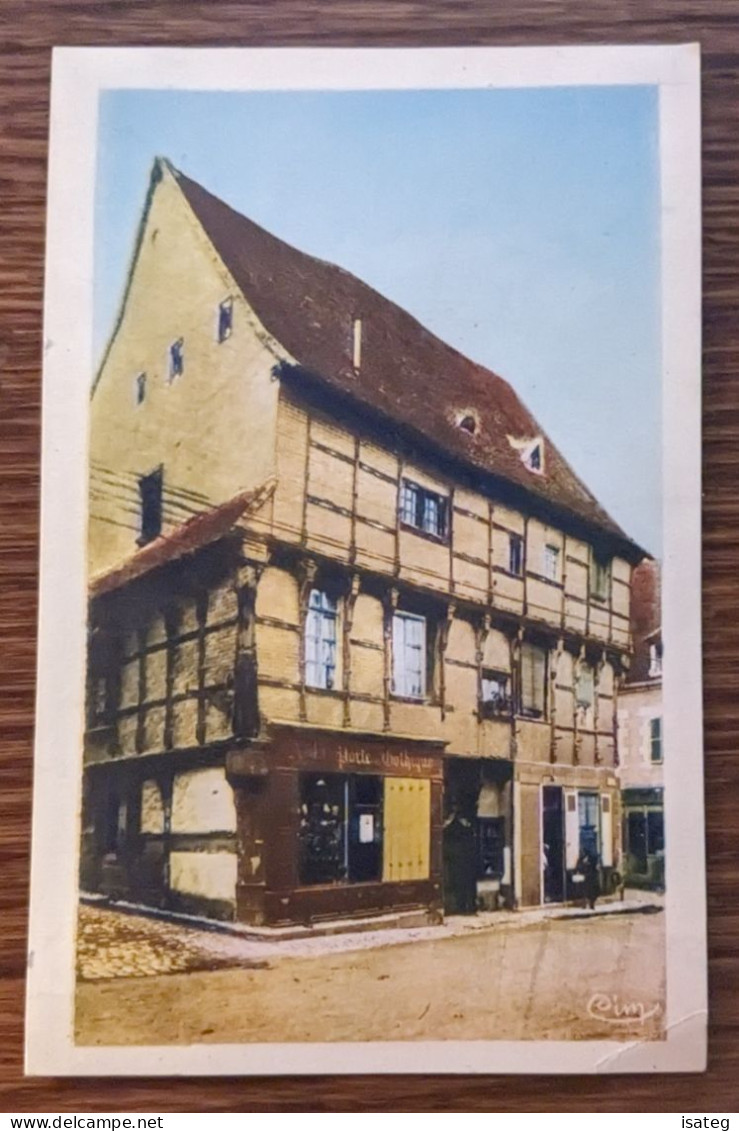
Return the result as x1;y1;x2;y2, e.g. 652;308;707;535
481;669;512;718
304;589;339;690
392;611;427;699
138;467;163;546
591;555;611;600
650;717;663;763
134;372;147;406
543;543;560;582
575;663;595;710
217;297;233;343
398;478;449;541
517;641;547;719
578;791;601;857
298;773;383;885
168;337;184;381
509;533;524;577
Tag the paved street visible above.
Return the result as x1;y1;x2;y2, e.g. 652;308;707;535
75;903;665;1045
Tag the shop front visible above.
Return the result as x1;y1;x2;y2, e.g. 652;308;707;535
442;757;514;915
622;786;665;890
228;726;445;928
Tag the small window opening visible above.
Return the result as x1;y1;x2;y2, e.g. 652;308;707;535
218;298;233;343
458;413;478;435
138;467;163;546
481;669;511;718
135;372;147;406
509;533;524;576
168;338;184;382
526;443;542;472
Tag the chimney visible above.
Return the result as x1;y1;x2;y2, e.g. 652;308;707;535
352;318;362;372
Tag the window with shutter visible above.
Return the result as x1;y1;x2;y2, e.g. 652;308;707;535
518;642;547;718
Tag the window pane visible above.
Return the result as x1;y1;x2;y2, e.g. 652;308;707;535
509;535;523;576
298;774;346;884
578;792;600;856
399;481;418;526
393;612;426;698
576;665;594;708
520;643;546;716
544;545;559;580
647;810;664;854
305;589;338;689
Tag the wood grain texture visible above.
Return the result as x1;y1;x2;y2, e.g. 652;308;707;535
0;0;735;1112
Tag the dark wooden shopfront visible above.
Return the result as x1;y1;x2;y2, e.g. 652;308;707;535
228;727;445;928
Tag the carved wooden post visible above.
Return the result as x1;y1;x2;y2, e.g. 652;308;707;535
296;557;318;722
474;612;492;723
437;600;456;720
233;561;264;740
550;636;564;763
594;648;607;764
382;586;400;732
342;573;361;726
573;643;586;766
510;626;524;761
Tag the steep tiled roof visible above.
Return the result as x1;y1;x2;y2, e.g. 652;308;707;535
626;558;662;685
91;481;274;597
171;161;644;558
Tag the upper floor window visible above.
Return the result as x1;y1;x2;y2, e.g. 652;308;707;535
134;372;147;406
392;611;427;699
575;663;595;710
138;466;163;546
518;641;547;719
508;533;524;576
650;717;663;763
399;479;448;541
305;589;338;690
168;338;184;382
481;669;511;718
543;544;560;582
591;555;611;600
217;297;233;343
649;643;663;679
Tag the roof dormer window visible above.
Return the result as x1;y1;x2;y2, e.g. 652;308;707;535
506;434;545;475
523;439;543;474
456;411;479;436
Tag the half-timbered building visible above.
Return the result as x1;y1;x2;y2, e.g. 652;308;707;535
82;158;646;928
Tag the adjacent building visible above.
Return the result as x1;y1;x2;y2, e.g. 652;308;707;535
82;158;646;929
618;559;664;889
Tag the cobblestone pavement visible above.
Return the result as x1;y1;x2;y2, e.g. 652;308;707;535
76;906;270;981
77;892;663;982
76;906;665;1045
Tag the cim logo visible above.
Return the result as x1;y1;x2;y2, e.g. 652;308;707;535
586;992;662;1026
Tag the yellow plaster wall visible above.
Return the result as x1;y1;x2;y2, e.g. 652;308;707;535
140;779;164;834
169;850;237;903
89;165;282;577
171;767;237;834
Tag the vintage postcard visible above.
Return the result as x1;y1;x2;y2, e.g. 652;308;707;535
26;45;704;1075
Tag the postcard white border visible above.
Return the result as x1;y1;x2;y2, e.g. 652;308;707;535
26;44;704;1076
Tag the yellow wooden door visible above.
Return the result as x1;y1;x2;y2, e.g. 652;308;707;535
382;777;431;882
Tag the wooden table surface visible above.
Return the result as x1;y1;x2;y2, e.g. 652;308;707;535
0;0;736;1113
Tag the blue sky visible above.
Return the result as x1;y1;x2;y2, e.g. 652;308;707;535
96;86;661;553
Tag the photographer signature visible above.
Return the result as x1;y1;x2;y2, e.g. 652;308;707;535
586;992;661;1025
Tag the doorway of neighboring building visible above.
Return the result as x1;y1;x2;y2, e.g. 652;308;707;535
542;785;566;903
